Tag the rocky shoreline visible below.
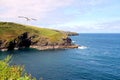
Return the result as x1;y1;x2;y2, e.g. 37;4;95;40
0;32;79;51
30;44;79;50
0;45;79;51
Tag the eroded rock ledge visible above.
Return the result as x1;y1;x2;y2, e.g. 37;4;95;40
0;32;78;51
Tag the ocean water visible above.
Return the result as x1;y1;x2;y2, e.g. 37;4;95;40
0;34;120;80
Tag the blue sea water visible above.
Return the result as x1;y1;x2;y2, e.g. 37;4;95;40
0;34;120;80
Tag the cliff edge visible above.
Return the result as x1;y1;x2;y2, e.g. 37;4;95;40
0;22;78;51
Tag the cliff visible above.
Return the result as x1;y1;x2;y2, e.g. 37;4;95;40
0;22;78;51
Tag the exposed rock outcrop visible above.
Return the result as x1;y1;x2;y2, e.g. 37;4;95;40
17;32;31;48
30;36;78;50
0;32;78;51
6;32;31;50
0;40;5;48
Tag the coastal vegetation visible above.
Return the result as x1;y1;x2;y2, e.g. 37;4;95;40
0;56;36;80
0;22;66;42
0;22;78;51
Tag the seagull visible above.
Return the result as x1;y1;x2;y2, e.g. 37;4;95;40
18;16;37;21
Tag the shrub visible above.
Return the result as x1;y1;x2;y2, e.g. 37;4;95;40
0;56;36;80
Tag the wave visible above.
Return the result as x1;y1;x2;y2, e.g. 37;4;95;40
72;41;76;43
78;46;87;49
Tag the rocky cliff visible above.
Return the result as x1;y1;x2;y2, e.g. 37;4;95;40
0;22;78;51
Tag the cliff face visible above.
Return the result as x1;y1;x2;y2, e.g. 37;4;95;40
0;22;78;51
0;32;78;51
0;32;31;50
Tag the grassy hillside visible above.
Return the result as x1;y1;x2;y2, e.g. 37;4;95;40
0;22;67;42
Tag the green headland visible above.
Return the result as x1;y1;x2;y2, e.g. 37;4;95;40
0;22;78;51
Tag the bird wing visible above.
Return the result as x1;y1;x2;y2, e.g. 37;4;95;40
31;18;37;21
18;16;37;21
18;16;30;21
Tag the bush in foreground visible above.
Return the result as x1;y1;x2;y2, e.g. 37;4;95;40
0;56;36;80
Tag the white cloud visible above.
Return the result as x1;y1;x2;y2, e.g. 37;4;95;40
0;0;73;18
0;0;105;26
1;0;119;33
0;0;107;18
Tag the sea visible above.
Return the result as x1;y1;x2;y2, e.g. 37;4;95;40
0;34;120;80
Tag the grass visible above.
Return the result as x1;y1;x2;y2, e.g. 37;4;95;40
0;22;67;42
0;56;36;80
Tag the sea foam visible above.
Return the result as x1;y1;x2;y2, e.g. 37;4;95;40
78;46;87;49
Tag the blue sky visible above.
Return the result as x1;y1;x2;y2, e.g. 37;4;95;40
0;0;120;33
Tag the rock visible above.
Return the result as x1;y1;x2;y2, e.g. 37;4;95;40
62;37;72;46
6;32;32;49
0;40;7;49
17;32;31;48
0;40;3;48
7;40;16;50
0;32;78;51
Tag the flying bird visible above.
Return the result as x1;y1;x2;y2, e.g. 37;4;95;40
18;16;37;21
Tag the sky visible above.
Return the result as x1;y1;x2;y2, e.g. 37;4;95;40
0;0;120;33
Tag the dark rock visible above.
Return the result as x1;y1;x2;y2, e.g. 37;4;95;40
17;32;31;48
62;37;72;46
0;40;3;47
18;32;29;39
7;40;16;50
18;38;31;48
6;32;32;50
